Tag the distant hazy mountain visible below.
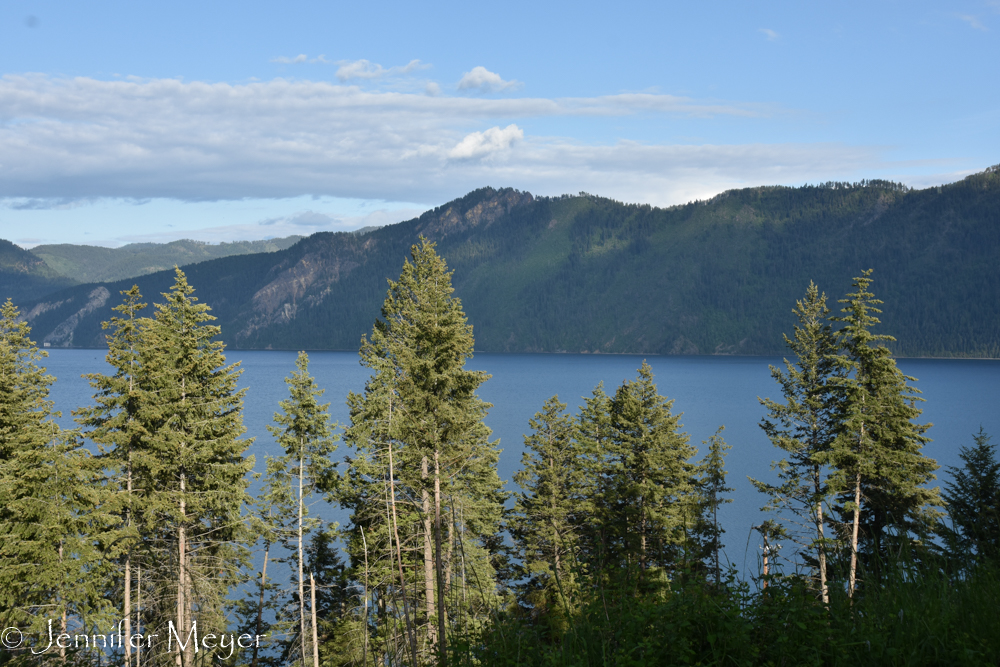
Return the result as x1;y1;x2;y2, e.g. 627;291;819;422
29;236;304;284
12;165;1000;356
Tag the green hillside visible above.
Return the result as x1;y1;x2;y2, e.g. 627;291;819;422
30;236;304;283
0;239;77;304
13;165;1000;356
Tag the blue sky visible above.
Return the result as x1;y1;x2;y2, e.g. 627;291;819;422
1;0;998;247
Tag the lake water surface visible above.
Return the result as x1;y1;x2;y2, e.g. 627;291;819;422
42;349;1000;577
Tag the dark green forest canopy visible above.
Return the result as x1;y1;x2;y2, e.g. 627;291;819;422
8;164;1000;356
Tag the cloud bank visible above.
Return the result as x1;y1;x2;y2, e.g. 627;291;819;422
0;74;887;207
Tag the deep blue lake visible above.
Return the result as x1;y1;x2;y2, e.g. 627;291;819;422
42;349;1000;578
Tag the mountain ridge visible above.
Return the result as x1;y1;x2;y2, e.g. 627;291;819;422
8;166;1000;356
30;235;305;284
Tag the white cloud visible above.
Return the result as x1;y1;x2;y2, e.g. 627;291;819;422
958;14;988;30
457;66;521;93
449;125;524;159
759;28;779;41
0;74;898;208
335;59;427;81
425;82;442;96
271;54;330;64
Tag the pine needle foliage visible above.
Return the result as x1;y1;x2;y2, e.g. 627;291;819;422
510;396;583;635
598;362;698;587
939;427;1000;567
264;350;338;666
828;271;941;595
341;238;505;666
0;299;113;661
134;269;254;665
753;282;841;601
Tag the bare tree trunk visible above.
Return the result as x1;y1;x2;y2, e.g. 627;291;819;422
445;510;453;596
310;572;320;667
124;457;133;667
848;470;862;599
814;466;829;606
639;493;647;576
549;453;562;586
177;380;189;667
713;488;720;586
298;450;308;666
124;360;135;667
422;457;436;652
434;451;447;667
761;531;770;591
459;505;467;620
388;434;417;666
58;541;66;663
361;526;370;667
251;547;269;667
177;477;187;667
136;566;141;667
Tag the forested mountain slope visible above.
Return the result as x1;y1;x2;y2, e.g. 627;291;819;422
12;165;1000;356
30;235;303;283
0;239;77;303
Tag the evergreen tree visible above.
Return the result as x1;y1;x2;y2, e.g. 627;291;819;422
135;269;254;665
753;282;841;603
76;285;149;666
696;427;733;586
236;457;297;667
340;238;505;666
595;362;697;588
510;396;582;635
0;299;112;660
828;270;940;597
306;528;354;667
939;427;1000;567
572;383;610;579
265;351;338;667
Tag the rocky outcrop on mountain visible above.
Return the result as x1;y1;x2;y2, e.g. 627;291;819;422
240;248;362;339
39;287;110;347
416;189;533;238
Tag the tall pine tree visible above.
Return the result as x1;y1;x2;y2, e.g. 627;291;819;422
265;351;338;667
136;269;254;665
828;270;940;597
753;282;841;603
939;427;1000;567
0;300;113;660
594;362;698;589
696;427;733;587
510;396;582;635
341;238;505;666
76;285;149;666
